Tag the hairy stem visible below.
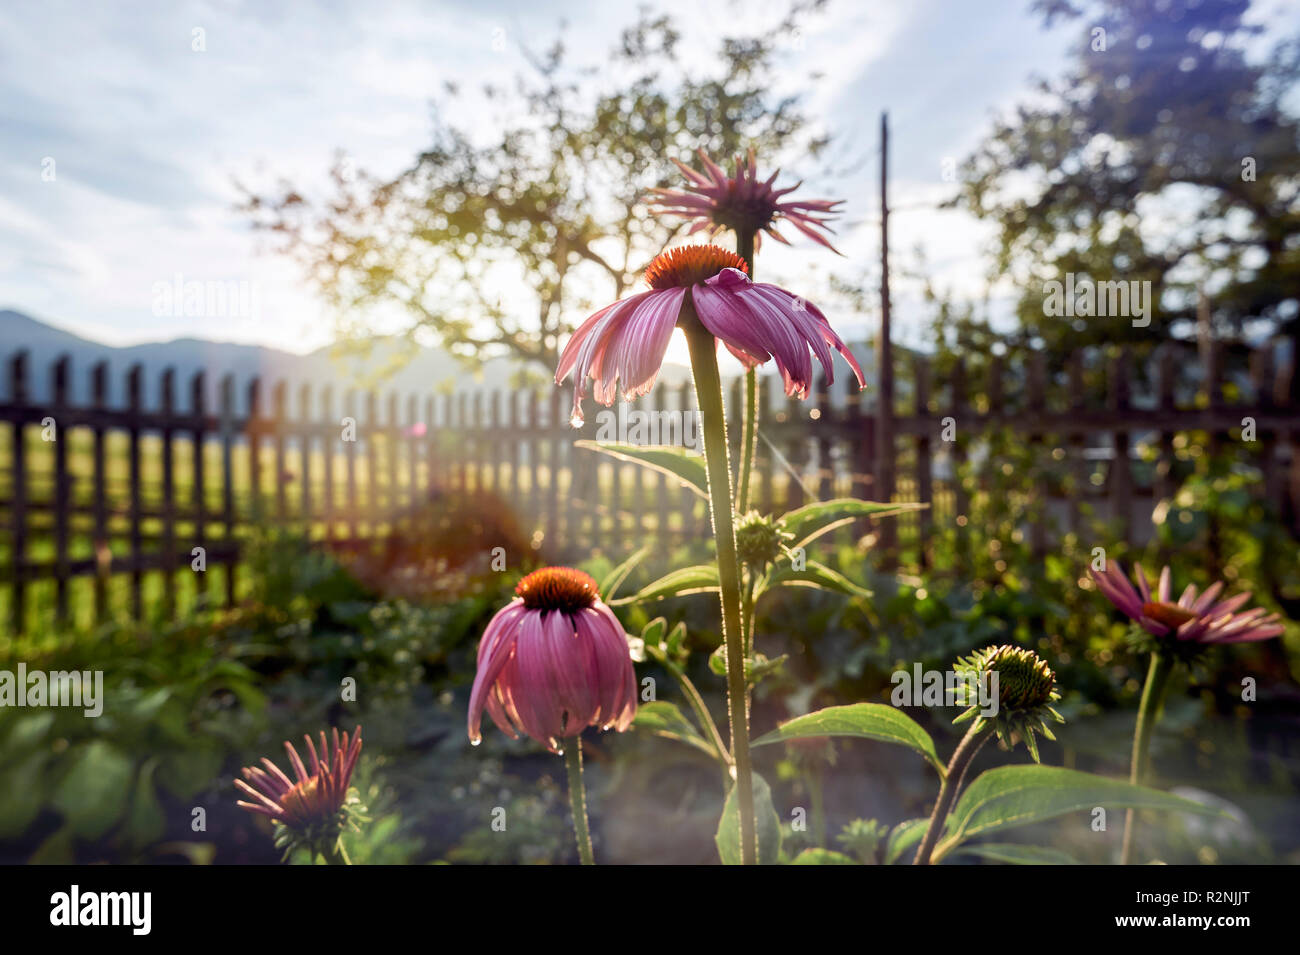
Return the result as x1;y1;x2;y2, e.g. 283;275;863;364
564;736;595;865
683;303;757;866
913;722;995;865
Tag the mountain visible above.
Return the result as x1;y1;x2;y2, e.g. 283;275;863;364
0;309;883;419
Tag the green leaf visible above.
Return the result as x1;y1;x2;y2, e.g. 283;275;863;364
790;848;858;865
935;765;1225;861
574;442;707;499
632;702;716;758
952;843;1080;865
640;617;667;649
0;750;50;839
752;703;944;776
600;546;651;602
759;559;871;601
126;758;166;850
51;740;133;839
779;498;927;548
885;818;929;864
608;564;718;606
665;621;688;659
716;773;782;865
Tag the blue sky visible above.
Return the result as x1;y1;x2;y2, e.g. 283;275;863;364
2;0;1294;357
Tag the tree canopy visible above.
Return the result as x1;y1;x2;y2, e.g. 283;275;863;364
240;4;829;376
956;0;1300;360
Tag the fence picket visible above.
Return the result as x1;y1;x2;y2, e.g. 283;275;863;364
1;349;1296;628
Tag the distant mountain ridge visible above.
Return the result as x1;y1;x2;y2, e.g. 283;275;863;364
0;309;879;417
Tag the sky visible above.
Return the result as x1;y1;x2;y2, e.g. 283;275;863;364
1;0;1295;361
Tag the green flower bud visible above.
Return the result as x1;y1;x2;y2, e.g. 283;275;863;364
953;644;1065;763
734;511;791;568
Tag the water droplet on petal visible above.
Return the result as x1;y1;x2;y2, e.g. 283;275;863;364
470;738;481;747
569;412;584;429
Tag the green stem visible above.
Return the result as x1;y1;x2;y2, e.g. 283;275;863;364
664;655;732;765
683;303;757;866
564;736;595;865
741;567;757;658
738;369;758;512
913;721;995;865
321;839;352;865
1121;651;1175;865
735;229;757;515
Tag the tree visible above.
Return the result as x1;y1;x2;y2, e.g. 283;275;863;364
956;0;1300;366
239;4;829;377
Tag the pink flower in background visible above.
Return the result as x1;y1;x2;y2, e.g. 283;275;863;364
468;567;637;752
236;727;363;830
556;244;864;425
1089;562;1284;644
407;422;427;438
650;148;844;252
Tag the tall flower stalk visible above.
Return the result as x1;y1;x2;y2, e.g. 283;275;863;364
1089;561;1283;864
681;295;757;864
557;242;863;864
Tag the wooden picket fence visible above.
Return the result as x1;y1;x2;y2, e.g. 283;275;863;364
0;338;1296;633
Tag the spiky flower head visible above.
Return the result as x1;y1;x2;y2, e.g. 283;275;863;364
649;148;844;253
235;727;366;861
953;645;1064;763
734;511;793;569
1089;561;1283;661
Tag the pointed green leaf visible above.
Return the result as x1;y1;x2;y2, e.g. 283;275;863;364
632;702;717;758
574;442;707;499
600;546;651;602
716;773;782;865
608;564;718;606
759;559;871;601
51;740;133;839
779;498;927;548
952;843;1080;865
935;765;1225;861
885;818;930;864
752;703;944;776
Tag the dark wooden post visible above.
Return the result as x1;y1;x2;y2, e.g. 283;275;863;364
127;363;144;621
91;360;109;622
190;371;208;610
52;355;71;624
160;368;177;619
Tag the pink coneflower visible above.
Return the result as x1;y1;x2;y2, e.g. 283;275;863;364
468;567;637;752
236;727;363;832
1090;562;1284;644
650;148;843;252
556;244;864;426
